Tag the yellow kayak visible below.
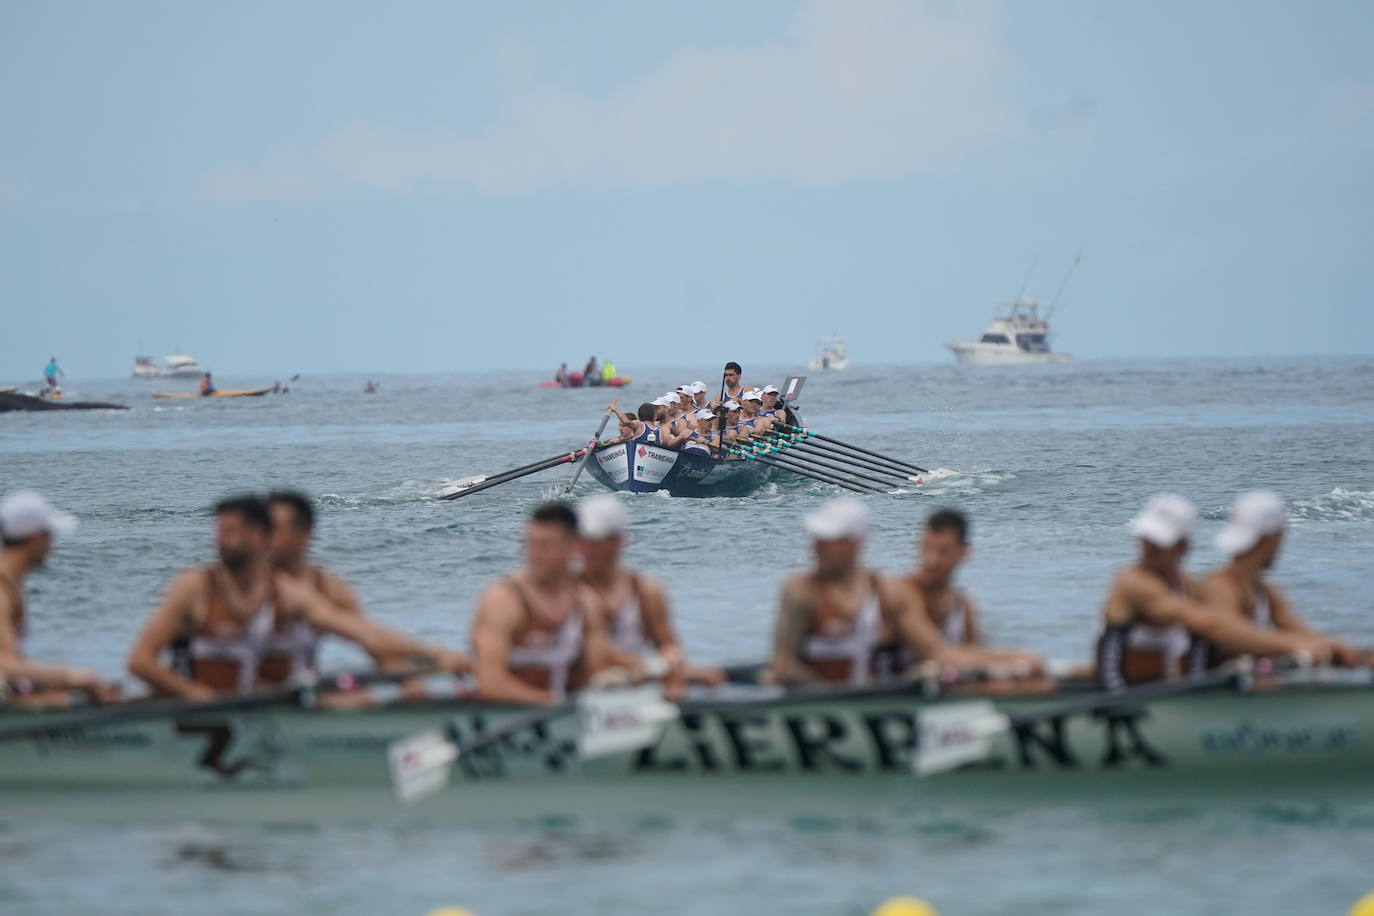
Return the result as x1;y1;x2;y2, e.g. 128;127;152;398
152;388;274;399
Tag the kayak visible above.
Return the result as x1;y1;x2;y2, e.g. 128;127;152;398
0;668;1369;824
152;388;274;399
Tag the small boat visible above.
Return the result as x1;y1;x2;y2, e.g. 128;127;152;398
152;387;274;400
945;298;1071;366
0;392;128;413
0;669;1368;824
161;354;205;377
808;337;849;371
539;376;633;389
132;357;159;379
583;441;771;496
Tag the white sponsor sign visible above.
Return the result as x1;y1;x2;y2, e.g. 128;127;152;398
632;444;678;484
596;445;630;484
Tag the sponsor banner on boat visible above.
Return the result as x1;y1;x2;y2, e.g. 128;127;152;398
632;445;677;484
595;445;630;484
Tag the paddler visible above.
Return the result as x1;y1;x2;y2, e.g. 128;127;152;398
127;495;466;699
469;502;611;703
769;498;987;686
713;362;745;407
576;495;723;697
42;357;63;395
1095;494;1346;691
200;372;216;396
896;508;1043;675
0;491;119;705
1197;491;1363;667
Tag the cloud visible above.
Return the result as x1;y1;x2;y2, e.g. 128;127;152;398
194;0;1017;203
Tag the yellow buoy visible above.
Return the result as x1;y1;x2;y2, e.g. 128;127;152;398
871;897;939;916
426;908;476;916
1348;893;1374;916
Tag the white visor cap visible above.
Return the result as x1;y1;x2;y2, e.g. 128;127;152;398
0;490;77;540
805;497;870;541
1215;490;1286;557
1129;494;1196;548
577;493;629;540
694;409;716;420
741;390;763;402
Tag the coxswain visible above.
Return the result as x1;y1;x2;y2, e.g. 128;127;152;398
1197;491;1363;667
127;495;465;699
896;509;1043;675
469;502;611;703
0;491;119;706
577;495;722;696
1095;494;1344;691
769;499;984;686
200;372;216;396
713;362;745;407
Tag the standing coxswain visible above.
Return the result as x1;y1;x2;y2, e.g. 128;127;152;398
712;362;745;407
0;491;119;706
128;496;465;699
1095;494;1344;691
1197;491;1363;667
470;502;613;704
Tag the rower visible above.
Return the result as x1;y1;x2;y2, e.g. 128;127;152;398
611;403;662;445
0;491;119;706
769;498;976;686
470;502;610;703
720;400;745;449
1095;494;1343;691
759;385;784;420
577;495;723;696
897;509;1043;674
737;390;773;436
713;362;745;407
200;372;216;396
1197;491;1362;667
676;408;721;455
128;495;465;699
689;381;709;410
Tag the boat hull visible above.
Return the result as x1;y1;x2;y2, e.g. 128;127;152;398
152;388;274;399
0;392;128;412
1;677;1371;823
946;342;1071;366
583;442;770;496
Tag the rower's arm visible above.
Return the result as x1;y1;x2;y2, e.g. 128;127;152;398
1262;582;1318;636
127;571;217;700
319;571;407;669
470;584;558;705
769;576;821;685
1135;575;1323;658
638;575;685;668
0;593;107;694
961;591;985;646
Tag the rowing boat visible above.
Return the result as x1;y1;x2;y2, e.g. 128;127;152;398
583;441;771;496
151;388;274;399
1;671;1369;823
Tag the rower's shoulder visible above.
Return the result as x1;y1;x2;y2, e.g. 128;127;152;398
474;576;524;614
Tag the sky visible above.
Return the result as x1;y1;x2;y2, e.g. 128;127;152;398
2;0;1372;379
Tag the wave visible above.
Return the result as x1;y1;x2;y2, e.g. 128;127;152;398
1289;488;1374;523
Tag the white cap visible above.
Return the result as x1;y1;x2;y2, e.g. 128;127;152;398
0;490;77;540
1216;490;1286;557
690;381;707;393
722;400;740;411
761;385;780;395
676;385;692;394
1128;494;1196;548
805;497;870;541
577;493;629;540
741;390;763;402
651;396;673;407
694;408;716;420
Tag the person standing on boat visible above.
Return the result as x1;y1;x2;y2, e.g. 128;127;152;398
576;495;722;698
199;372;216;396
713;362;745;407
0;491;120;706
1196;491;1363;667
128;496;465;699
1095;494;1344;691
600;359;617;385
769;499;983;686
584;356;601;386
42;357;63;394
470;502;611;704
896;509;1043;675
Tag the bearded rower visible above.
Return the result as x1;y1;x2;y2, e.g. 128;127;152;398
0;491;119;706
576;495;722;696
128;496;465;700
1095;494;1344;692
1197;491;1363;668
470;502;611;704
770;499;989;687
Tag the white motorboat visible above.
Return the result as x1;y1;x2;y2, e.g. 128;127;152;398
132;356;159;379
808;337;849;371
162;354;205;377
945;298;1071;366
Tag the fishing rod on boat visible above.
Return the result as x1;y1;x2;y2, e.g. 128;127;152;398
563;399;619;495
441;448;590;501
1045;246;1083;321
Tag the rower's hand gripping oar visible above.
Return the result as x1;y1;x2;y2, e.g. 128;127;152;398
562;399;618;495
388;675;679;806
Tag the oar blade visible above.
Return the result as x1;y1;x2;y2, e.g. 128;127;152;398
387;728;459;805
576;684;680;759
913;700;1009;776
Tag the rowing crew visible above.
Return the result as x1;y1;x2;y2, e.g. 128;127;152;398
608;363;790;457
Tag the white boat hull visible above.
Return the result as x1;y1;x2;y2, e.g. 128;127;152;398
946;342;1071;366
808;358;849;371
1;677;1370;823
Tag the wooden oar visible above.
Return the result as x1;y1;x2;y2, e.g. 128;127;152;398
913;662;1252;776
0;667;435;744
442;449;588;501
779;425;930;475
562;399;619;495
388;681;678;805
728;447;872;492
